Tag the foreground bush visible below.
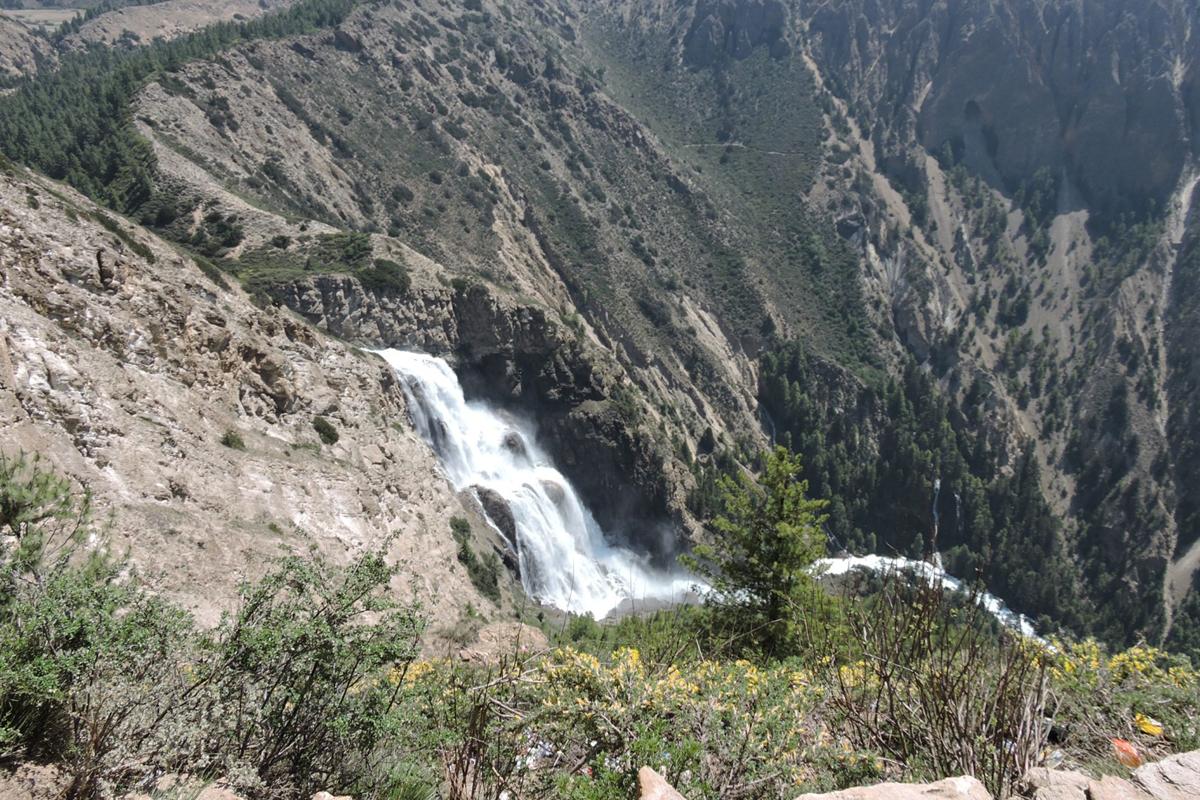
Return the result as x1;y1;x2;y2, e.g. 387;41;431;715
815;571;1050;798
0;453;423;799
391;642;882;800
1046;638;1198;769
2;452;1196;799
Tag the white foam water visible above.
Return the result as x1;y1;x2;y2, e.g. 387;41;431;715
375;349;698;619
815;554;1041;639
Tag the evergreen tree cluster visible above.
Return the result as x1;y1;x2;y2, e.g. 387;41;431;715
758;342;1094;637
0;0;362;214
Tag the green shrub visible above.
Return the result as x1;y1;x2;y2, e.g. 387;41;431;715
191;252;231;290
449;516;500;603
0;453;425;799
390;184;414;204
220;429;246;450
449;515;471;541
358;258;411;296
313;415;339;445
197;551;424;796
684;446;829;656
0;454;195;792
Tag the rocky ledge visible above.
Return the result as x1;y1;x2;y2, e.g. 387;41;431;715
268;272;694;562
638;750;1200;800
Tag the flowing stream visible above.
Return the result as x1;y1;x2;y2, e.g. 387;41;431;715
375;351;1038;634
376;349;699;619
815;554;1041;639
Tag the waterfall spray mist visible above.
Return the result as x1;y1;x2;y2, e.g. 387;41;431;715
375;349;698;619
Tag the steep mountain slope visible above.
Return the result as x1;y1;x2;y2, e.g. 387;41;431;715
794;0;1200;644
0;13;51;77
63;0;295;49
0;157;517;637
2;0;1199;650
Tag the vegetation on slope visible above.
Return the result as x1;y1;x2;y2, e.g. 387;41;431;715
758;344;1090;634
2;452;1196;800
0;453;423;799
0;0;360;209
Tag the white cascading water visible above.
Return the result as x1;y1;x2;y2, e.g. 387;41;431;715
815;555;1041;639
375;349;699;619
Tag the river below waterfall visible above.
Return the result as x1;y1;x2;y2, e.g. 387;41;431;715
815;554;1040;638
375;350;1039;636
376;349;699;619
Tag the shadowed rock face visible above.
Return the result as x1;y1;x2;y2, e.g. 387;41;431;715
807;0;1198;217
683;0;789;67
474;485;518;547
268;275;688;562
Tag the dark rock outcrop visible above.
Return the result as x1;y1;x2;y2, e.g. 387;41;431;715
807;0;1198;217
683;0;789;68
474;485;517;546
268;275;686;560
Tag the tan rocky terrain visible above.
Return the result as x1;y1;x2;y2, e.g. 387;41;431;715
0;13;52;78
0;158;521;638
66;0;294;48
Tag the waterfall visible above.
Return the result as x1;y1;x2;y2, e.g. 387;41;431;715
375;349;699;619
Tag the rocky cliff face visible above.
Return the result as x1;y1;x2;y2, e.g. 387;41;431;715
807;0;1197;218
683;0;790;67
268;273;694;559
0;161;510;638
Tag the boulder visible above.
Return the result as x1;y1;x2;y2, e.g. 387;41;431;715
96;249;126;290
540;478;566;506
1132;749;1200;800
638;766;687;800
1021;749;1200;800
474;485;517;545
794;776;992;800
501;430;528;459
331;29;362;53
1022;766;1092;800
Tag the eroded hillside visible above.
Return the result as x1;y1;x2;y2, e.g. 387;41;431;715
0;158;524;642
1;0;1198;651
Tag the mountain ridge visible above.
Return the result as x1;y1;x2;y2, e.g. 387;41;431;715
0;0;1198;652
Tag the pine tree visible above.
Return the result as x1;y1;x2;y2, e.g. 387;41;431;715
686;446;828;654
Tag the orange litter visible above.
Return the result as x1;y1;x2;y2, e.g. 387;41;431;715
1112;738;1144;768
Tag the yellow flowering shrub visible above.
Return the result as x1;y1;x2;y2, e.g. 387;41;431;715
503;645;857;797
1045;637;1199;762
1046;638;1196;688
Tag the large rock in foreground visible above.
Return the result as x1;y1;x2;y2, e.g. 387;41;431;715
1023;749;1200;800
794;776;992;800
638;766;687;800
